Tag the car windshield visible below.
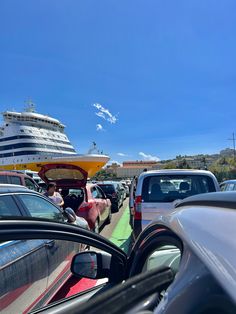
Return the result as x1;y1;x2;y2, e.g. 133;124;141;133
142;175;216;202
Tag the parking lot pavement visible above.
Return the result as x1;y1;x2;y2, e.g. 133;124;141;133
51;199;133;302
100;199;132;254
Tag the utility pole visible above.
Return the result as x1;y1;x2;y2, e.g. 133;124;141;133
228;132;236;161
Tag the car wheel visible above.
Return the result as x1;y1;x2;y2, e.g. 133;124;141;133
106;208;112;225
112;204;119;213
93;219;99;233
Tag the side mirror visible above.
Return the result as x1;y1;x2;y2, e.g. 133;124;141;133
63;207;76;222
71;251;111;279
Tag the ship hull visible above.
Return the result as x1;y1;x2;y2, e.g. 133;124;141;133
0;154;109;177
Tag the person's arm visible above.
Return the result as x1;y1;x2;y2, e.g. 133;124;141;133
57;192;64;207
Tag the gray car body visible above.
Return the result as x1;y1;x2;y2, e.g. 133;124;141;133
0;192;236;313
152;199;236;312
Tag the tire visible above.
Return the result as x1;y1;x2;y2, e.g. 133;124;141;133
93;219;99;233
112;203;119;213
106;208;112;225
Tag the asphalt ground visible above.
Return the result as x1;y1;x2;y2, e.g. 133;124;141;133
51;198;133;302
100;198;133;254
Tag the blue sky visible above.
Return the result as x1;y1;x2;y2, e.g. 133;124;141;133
1;0;236;164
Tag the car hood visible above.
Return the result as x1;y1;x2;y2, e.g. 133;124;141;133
38;164;88;188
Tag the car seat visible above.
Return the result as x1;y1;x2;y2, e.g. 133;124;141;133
149;183;164;201
179;182;190;191
64;194;79;211
179;182;191;197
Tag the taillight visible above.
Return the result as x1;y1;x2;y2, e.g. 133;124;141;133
134;195;142;220
79;202;93;212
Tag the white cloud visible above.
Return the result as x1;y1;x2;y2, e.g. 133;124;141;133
117;153;126;156
139;152;160;162
96;124;104;131
93;103;118;124
95;112;106;120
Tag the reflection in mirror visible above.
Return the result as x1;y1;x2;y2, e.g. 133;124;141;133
72;252;98;279
143;245;181;275
0;239;108;313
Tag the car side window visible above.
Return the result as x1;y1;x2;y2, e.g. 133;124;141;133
91;187;98;199
18;194;64;222
0;196;22;216
10;176;21;185
25;178;38;191
0;175;8;183
96;186;104;199
225;183;234;191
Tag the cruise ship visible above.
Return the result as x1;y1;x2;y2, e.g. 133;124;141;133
0;104;109;177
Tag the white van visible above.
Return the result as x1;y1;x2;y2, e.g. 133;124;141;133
130;169;220;238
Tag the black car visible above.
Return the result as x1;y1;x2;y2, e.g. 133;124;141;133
97;181;124;212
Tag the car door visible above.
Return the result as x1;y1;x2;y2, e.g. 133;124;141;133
24;177;39;191
15;193;76;302
95;185;109;224
0;220;128;313
90;185;106;226
0;195;49;313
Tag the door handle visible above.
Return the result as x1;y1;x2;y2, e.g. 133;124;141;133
45;240;55;249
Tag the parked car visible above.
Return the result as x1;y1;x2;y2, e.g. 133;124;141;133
97;181;124;212
118;181;126;200
1;191;236;313
0;183;89;227
129;169;220;238
38;164;112;232
121;181;130;197
0;170;39;191
0;184;88;313
220;179;236;191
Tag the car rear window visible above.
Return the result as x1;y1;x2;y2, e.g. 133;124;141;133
142;175;216;203
98;184;115;194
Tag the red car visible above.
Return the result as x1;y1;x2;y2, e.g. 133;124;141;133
39;164;112;232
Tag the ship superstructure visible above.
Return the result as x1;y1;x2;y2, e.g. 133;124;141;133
0;105;109;177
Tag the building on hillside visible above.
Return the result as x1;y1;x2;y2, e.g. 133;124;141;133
108;160;161;178
173;155;218;169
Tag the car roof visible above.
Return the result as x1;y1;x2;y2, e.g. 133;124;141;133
97;181;118;185
152;192;236;303
139;169;215;176
0;184;40;195
175;191;236;209
221;179;236;184
0;170;34;179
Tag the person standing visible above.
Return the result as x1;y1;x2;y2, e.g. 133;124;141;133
44;182;64;207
